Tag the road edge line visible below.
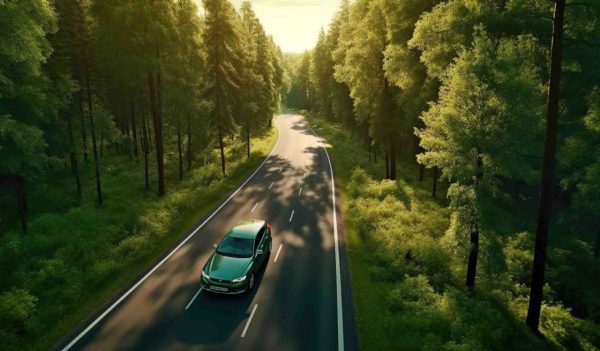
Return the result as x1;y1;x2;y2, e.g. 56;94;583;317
306;121;344;351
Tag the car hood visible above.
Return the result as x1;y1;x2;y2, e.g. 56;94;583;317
204;253;252;280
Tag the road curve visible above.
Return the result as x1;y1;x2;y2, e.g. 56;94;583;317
58;115;358;351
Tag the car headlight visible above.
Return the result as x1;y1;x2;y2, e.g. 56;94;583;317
202;271;209;279
232;275;246;283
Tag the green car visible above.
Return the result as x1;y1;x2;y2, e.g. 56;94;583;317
201;219;272;294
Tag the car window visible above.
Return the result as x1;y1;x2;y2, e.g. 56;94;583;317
217;236;253;258
254;228;265;251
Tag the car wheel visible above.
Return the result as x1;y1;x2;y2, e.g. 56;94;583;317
268;240;272;253
248;273;255;291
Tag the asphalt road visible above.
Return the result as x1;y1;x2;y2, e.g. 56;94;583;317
59;115;358;351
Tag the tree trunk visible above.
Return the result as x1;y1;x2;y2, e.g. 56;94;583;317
141;101;150;191
466;217;480;290
125;111;132;160
67;110;82;197
187;114;192;171
218;126;226;176
148;71;165;196
131;101;138;159
146;110;153;154
385;148;390;179
177;115;183;181
79;92;88;162
85;69;102;205
389;138;397;180
368;137;372;163
526;0;565;333
419;163;425;183
246;118;251;159
374;144;377;163
432;166;439;198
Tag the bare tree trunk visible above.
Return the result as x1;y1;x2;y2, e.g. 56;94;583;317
146;110;153;154
131;101;138;159
85;69;102;205
466;216;480;290
187;114;192;171
389;138;397;180
526;0;565;333
246;117;250;158
177;115;183;181
125;111;132;160
67;110;82;197
419;164;425;183
368;136;372;163
79;92;88;162
374;144;377;163
385;148;390;179
219;126;226;176
141;101;150;191
148;71;165;196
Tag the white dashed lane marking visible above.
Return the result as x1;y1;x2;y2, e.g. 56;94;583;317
241;304;258;338
274;244;283;263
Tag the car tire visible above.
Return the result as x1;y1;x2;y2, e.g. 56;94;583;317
248;273;255;291
268;240;272;254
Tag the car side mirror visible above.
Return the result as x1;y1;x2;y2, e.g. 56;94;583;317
213;244;218;250
256;249;264;257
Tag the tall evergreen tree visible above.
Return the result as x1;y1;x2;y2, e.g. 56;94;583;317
202;0;243;175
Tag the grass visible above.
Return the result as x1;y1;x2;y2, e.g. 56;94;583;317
0;125;278;351
305;113;600;351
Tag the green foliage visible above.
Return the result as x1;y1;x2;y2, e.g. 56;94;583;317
0;0;57;179
417;29;545;189
285;52;311;110
0;128;277;350
295;0;600;348
306;112;600;351
0;0;286;348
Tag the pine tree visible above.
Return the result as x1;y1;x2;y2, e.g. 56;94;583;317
202;0;244;175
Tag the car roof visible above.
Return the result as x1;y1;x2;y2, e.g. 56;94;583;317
226;219;266;239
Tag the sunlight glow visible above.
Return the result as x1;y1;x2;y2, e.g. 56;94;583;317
198;0;341;53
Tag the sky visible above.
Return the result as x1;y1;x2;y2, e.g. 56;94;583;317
199;0;342;53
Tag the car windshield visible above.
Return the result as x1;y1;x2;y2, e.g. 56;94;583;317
217;236;253;258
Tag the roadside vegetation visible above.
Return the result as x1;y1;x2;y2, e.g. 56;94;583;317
291;0;600;349
307;114;599;350
0;0;285;349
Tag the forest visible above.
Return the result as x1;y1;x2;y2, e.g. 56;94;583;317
286;0;600;350
0;0;285;349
